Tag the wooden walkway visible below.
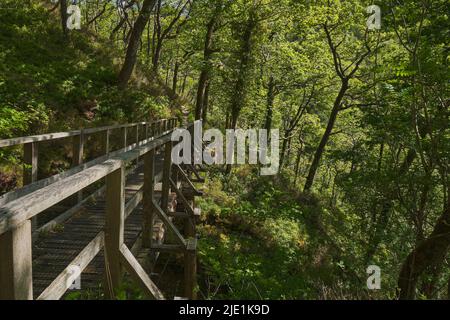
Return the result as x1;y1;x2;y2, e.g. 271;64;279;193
0;119;203;300
32;160;162;298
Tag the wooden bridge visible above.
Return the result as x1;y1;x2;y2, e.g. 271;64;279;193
0;119;205;300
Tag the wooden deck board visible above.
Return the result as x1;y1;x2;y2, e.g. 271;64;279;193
31;155;165;299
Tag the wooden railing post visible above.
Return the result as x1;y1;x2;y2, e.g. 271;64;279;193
184;238;197;300
161;142;173;213
142;149;155;248
72;131;84;203
0;220;33;300
122;127;127;149
185;132;198;300
104;165;125;299
104;129;111;155
23;142;38;185
23;142;38;230
136;124;140;146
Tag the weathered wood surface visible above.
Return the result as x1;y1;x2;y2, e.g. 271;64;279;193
0;120;175;148
31;157;164;298
0;119;203;300
0;133;173;234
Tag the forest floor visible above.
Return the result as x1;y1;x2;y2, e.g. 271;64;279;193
194;167;383;300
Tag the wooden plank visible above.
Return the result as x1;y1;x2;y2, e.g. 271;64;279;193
0;119;176;148
175;164;203;196
104;166;125;299
72;132;84;204
161;142;173;213
142;150;155;248
119;244;165;300
0;220;33;300
72;132;84;167
37;232;104;300
23;142;38;186
150;244;185;252
104;129;111;155
0;131;80;148
186;238;197;252
23;142;38;230
122;127;128;148
0;159;122;235
35;186;106;237
0;133;174;234
125;188;143;219
0;132;169;207
170;178;195;216
184;239;197;300
151;199;186;247
167;211;190;218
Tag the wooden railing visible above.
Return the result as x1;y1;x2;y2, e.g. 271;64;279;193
0;119;177;230
0;118;201;300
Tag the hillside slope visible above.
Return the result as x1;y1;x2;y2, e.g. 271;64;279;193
0;1;181;140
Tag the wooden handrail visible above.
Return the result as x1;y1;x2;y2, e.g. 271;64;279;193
0;126;174;206
0;119;177;148
0;118;201;301
0;131;174;235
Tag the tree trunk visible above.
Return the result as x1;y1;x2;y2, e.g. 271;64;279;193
264;76;275;131
118;0;156;89
398;196;450;299
229;16;255;130
152;39;163;72
202;81;211;125
172;60;180;93
195;17;216;121
304;80;348;191
279;129;292;170
60;0;69;37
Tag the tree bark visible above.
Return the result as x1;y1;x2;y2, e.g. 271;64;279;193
172;60;180;93
60;0;69;37
229;16;256;130
195;17;216;121
202;81;211;125
398;195;450;299
118;0;157;89
264;76;275;131
303;80;348;191
152;38;163;72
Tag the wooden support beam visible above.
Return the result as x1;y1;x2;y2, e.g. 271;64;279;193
104;129;111;155
142;149;155;248
125;188;143;219
170;178;195;217
151;199;186;247
122;127;128;148
0;220;33;300
150;244;185;252
184;237;197;300
175;164;203;196
119;244;165;300
136;124;140;145
71;133;84;204
161;142;173;213
23;142;38;230
104;166;125;299
167;211;191;219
